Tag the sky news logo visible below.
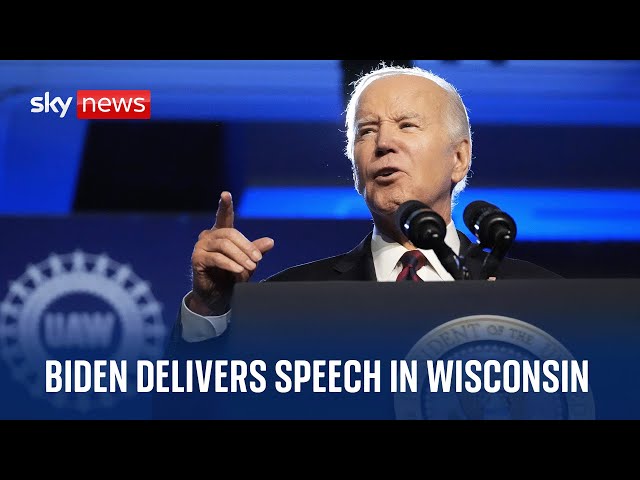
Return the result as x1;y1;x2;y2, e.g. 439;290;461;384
30;90;151;119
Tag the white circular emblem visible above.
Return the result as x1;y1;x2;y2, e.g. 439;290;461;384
394;315;596;420
0;250;167;413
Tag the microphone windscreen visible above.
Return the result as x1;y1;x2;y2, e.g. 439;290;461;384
463;200;497;231
394;200;429;230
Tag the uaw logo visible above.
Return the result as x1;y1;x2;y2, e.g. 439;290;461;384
394;315;596;420
0;250;166;413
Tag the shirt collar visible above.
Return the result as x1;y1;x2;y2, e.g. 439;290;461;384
371;220;461;280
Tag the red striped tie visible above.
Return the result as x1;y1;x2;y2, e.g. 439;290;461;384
396;250;427;282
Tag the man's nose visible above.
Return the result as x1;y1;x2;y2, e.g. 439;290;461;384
375;124;399;157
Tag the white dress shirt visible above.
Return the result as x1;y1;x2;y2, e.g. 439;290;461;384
180;220;461;342
371;220;460;281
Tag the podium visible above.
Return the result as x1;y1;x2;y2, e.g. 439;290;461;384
163;279;640;420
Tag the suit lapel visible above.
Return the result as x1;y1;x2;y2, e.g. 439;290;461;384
331;232;377;280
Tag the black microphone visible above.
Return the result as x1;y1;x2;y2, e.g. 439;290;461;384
463;200;517;279
395;200;446;249
394;200;468;280
463;200;517;249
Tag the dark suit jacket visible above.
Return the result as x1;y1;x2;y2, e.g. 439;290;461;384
264;230;561;282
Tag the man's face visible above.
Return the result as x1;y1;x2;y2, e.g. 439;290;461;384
352;74;469;223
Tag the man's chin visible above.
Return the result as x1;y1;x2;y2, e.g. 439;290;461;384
366;197;409;219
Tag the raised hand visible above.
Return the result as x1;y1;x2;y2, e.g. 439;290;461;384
189;191;275;315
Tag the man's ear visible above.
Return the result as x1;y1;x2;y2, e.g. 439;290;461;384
451;138;471;184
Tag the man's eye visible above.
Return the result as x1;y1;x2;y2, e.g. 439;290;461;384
400;122;417;129
359;128;375;136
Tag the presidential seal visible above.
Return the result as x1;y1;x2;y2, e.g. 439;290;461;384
394;315;596;420
0;250;167;413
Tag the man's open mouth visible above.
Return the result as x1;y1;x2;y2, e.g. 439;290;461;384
375;167;400;178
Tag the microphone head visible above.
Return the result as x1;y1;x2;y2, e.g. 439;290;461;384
463;200;517;247
463;200;497;233
395;200;446;249
394;200;430;232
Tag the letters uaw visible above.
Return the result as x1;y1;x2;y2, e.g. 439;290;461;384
45;358;588;394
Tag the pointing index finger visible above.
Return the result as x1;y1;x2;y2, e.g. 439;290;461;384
214;191;234;229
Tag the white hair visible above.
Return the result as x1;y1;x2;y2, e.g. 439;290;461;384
343;64;473;206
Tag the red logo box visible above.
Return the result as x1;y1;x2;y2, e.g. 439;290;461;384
76;90;151;119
